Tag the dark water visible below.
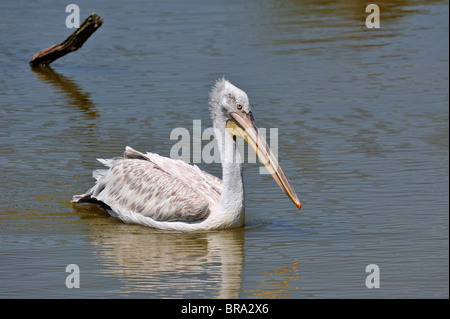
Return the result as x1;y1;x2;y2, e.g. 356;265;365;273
0;0;448;298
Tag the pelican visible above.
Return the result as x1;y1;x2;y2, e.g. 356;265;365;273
72;78;301;231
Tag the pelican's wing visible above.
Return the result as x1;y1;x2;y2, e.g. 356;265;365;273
140;149;222;204
73;147;221;222
199;170;222;194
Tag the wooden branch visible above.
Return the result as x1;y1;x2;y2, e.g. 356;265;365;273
29;13;103;67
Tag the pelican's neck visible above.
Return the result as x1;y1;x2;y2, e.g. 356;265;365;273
214;123;245;224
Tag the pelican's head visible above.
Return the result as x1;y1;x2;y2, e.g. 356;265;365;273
209;78;302;210
209;78;251;123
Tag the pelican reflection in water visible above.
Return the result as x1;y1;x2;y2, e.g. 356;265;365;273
72;79;301;231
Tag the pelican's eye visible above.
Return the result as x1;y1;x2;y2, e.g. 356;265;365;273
236;103;243;110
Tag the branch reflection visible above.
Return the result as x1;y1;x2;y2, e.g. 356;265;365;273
31;65;99;120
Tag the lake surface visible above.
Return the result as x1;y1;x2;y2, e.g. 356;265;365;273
0;0;448;298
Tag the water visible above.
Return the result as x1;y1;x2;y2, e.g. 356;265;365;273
0;0;448;298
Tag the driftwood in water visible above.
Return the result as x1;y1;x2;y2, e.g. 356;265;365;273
29;13;103;67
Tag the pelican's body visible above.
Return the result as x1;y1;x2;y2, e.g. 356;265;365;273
72;79;301;231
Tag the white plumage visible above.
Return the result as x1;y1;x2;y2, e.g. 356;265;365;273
72;79;301;231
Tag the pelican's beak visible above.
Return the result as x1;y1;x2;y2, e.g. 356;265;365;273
227;112;301;210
